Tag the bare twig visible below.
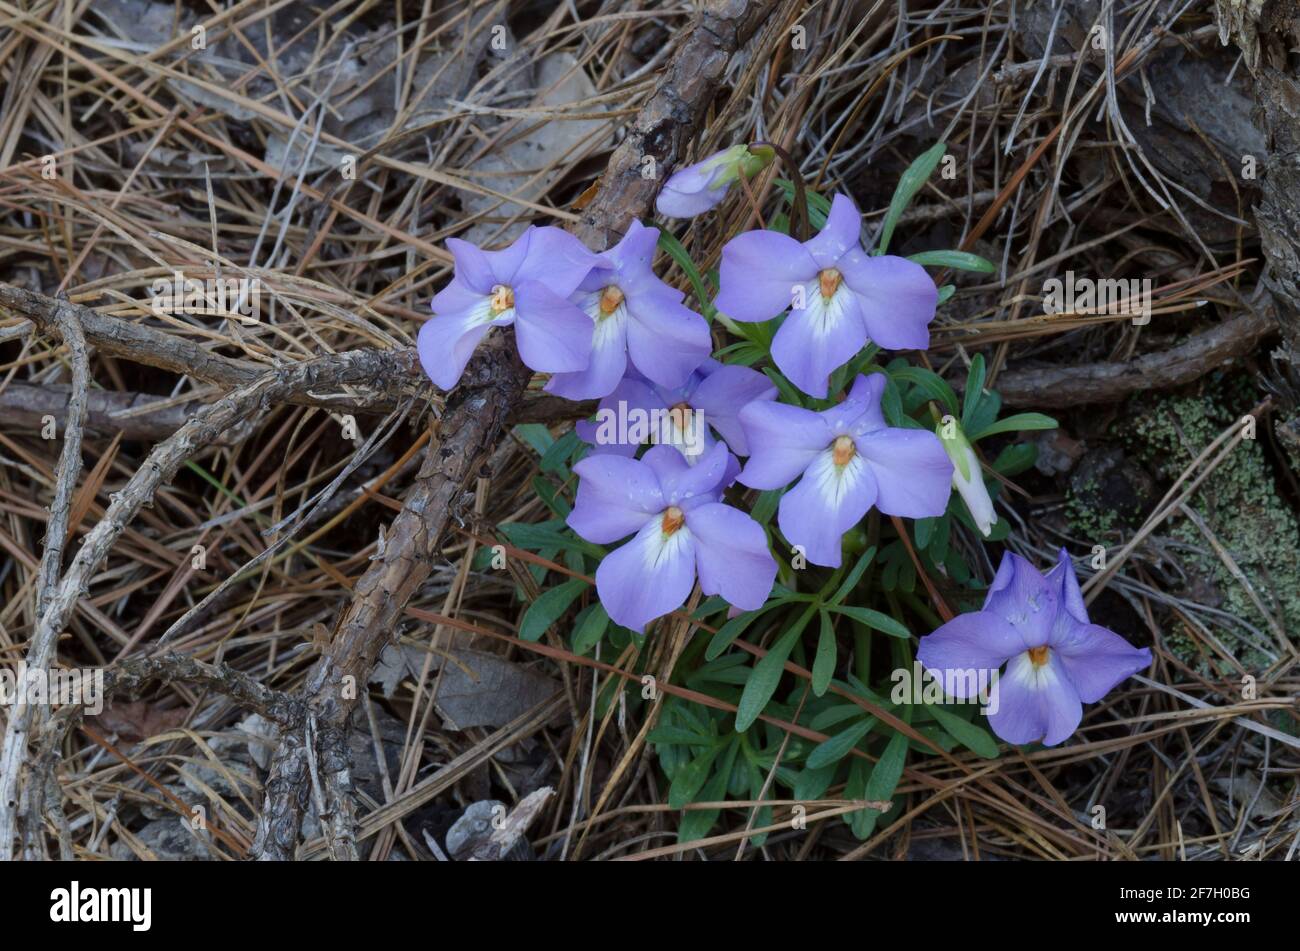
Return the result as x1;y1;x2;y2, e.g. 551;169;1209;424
0;307;89;860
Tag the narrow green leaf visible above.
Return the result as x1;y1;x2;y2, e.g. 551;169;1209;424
773;178;833;229
530;475;571;519
890;366;959;416
828;545;876;606
519;578;588;641
878;141;945;255
961;353;986;428
812;609;837;697
571;601;609;655
966;412;1059;441
498;521;603;560
794;762;838;801
734;606;816;731
749;488;782;527
811;703;870;732
858;728;908;838
657;230;718;320
704;600;782;660
908;250;995;272
668;744;721;810
828;604;910;639
914;517;935;550
928;704;999;759
647;726;713;747
512;423;554;456
806;716;876;769
538;429;581;474
676;746;735;844
762;366;806;408
992;442;1037;476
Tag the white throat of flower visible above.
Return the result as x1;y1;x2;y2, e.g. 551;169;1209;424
656;401;707;459
579;285;629;348
637;505;692;571
806;434;866;510
797;267;853;337
1005;645;1060;694
470;283;516;326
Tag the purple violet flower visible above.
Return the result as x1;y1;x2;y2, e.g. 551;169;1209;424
575;359;777;461
418;226;604;390
737;373;952;568
567;442;777;631
713;193;938;398
545;221;711;400
916;548;1152;747
655;144;774;219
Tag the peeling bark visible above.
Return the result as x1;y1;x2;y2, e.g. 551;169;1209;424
1216;1;1300;351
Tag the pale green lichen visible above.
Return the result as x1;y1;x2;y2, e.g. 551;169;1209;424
1119;382;1300;672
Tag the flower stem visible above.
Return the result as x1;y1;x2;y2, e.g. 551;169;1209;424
752;141;809;242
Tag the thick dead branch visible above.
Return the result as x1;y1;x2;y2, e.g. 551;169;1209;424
251;336;532;861
1;285;582;425
1;283;420;415
0;308;89;860
993;309;1276;408
0;382;246;445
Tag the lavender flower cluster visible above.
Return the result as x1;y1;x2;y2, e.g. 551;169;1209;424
416;145;1150;748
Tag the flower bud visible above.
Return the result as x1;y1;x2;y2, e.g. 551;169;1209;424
937;416;997;537
655;144;775;219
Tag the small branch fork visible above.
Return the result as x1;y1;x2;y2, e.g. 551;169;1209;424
0;343;424;858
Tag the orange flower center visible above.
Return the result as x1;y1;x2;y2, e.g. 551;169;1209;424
599;285;625;315
489;284;515;314
668;401;692;430
1027;645;1050;667
661;506;685;535
819;268;842;299
831;435;856;466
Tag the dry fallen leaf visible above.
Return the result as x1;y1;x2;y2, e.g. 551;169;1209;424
93;700;189;742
